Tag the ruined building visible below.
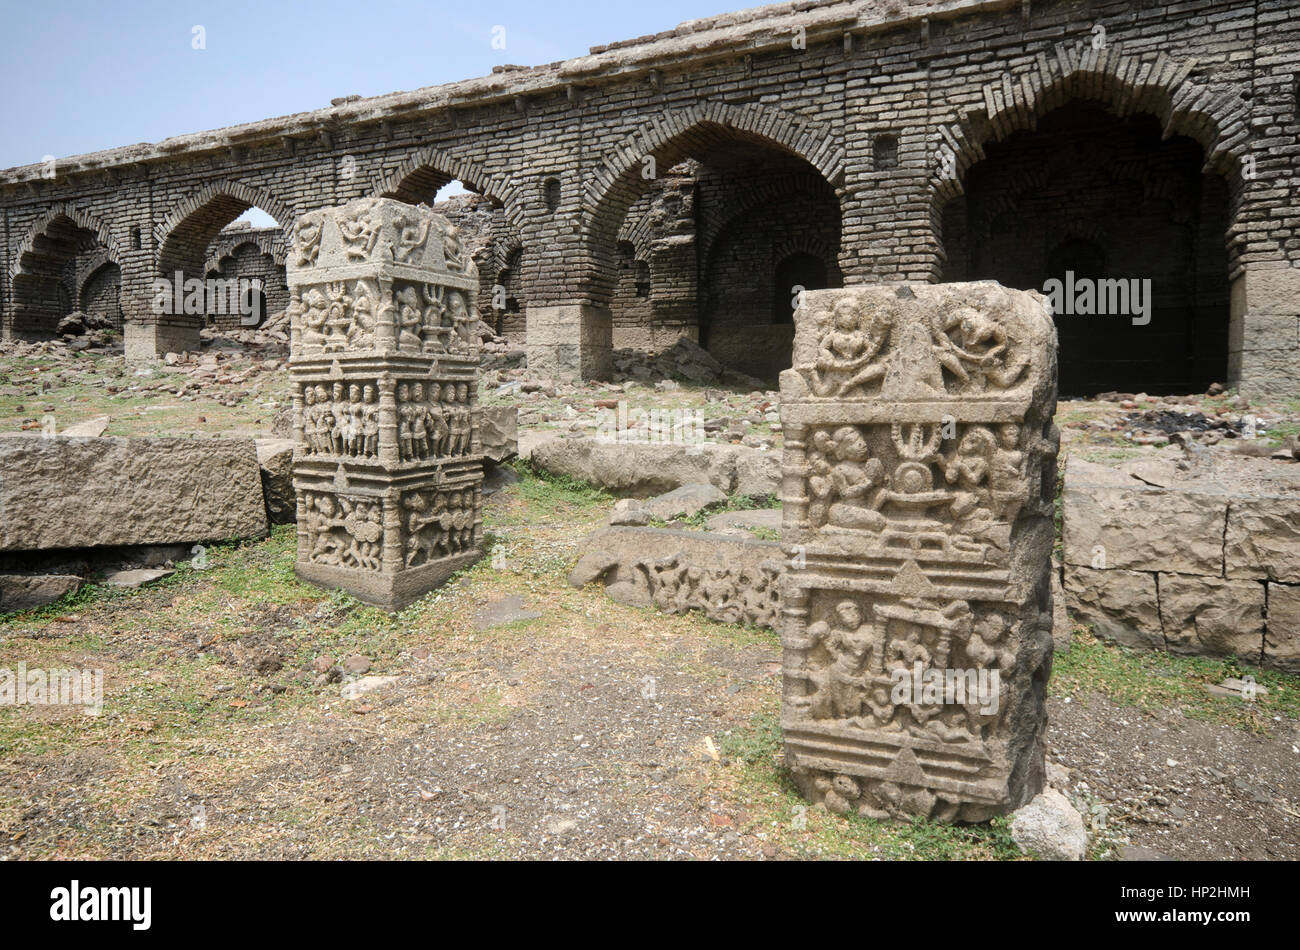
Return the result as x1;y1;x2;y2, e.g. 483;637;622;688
0;0;1295;396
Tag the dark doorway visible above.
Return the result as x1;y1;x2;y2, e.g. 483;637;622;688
942;101;1230;396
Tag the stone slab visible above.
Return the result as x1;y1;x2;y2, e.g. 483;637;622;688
1225;496;1300;582
0;437;268;551
1157;573;1264;662
1063;565;1163;650
0;574;83;612
1265;583;1300;674
1062;460;1227;576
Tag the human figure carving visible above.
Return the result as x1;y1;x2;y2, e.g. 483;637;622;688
807;600;882;720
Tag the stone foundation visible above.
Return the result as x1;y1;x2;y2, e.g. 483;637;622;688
1062;457;1300;672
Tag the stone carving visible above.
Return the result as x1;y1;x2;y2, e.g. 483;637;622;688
293;212;325;268
569;526;785;629
288;197;484;609
301;381;381;459
781;283;1058;824
402;487;477;567
797;291;1033;401
303;490;384;571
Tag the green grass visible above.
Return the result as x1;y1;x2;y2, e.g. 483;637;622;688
1051;629;1300;731
716;709;1023;860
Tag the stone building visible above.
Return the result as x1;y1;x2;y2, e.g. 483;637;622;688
203;223;289;329
0;0;1295;396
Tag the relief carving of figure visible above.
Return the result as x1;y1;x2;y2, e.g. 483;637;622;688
338;200;380;260
809;298;890;397
396;287;424;351
392;213;431;263
807;600;883;720
300;288;329;347
808;426;887;531
293;212;324;267
305;492;382;571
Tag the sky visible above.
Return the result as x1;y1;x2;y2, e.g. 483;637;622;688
0;0;745;224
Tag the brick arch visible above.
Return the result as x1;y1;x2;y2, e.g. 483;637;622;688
581;102;845;304
155;182;292;275
584;102;843;231
76;247;117;302
204;232;287;277
8;203;121;283
472;231;523;281
697;169;838;270
930;43;1250;210
79;259;123;324
370;146;522;225
615;197;658;264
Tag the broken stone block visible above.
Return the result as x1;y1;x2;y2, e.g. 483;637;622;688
103;568;174;589
1061;461;1227;576
1062;565;1163;650
288;198;484;610
60;415;110;438
637;482;726;521
1011;787;1087;861
569;525;784;628
478;406;518;463
531;435;778;497
1265;583;1300;673
1157;574;1264;662
255;438;296;525
705;507;783;537
0;437;268;552
0;574;83;612
780;283;1058;823
1225;495;1300;582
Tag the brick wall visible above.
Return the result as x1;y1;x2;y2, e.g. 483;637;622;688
0;0;1291;389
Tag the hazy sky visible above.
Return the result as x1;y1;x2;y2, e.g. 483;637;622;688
2;0;742;223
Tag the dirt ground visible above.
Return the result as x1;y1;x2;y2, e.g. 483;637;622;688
0;465;1296;860
0;337;1297;860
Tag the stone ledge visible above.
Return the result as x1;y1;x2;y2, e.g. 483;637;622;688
0;437;268;551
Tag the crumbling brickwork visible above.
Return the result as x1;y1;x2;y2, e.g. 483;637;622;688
0;0;1293;394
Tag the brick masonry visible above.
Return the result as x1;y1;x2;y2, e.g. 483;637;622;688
0;0;1294;394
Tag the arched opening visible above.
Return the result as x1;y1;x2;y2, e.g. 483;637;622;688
10;213;121;339
589;120;843;382
940;101;1230;396
543;177;562;213
203;217;288;332
80;261;124;329
773;252;830;324
158;196;288;338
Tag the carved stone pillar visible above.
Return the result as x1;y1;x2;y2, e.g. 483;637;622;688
779;282;1059;823
288;197;484;610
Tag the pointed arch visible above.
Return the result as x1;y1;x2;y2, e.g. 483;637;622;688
8;203;121;283
370;146;522;225
929;43;1250;207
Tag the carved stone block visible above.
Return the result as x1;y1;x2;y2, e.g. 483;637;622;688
779;283;1059;823
288;198;483;609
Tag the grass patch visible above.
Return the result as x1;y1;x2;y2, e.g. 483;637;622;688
714;709;1025;860
1052;629;1300;731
